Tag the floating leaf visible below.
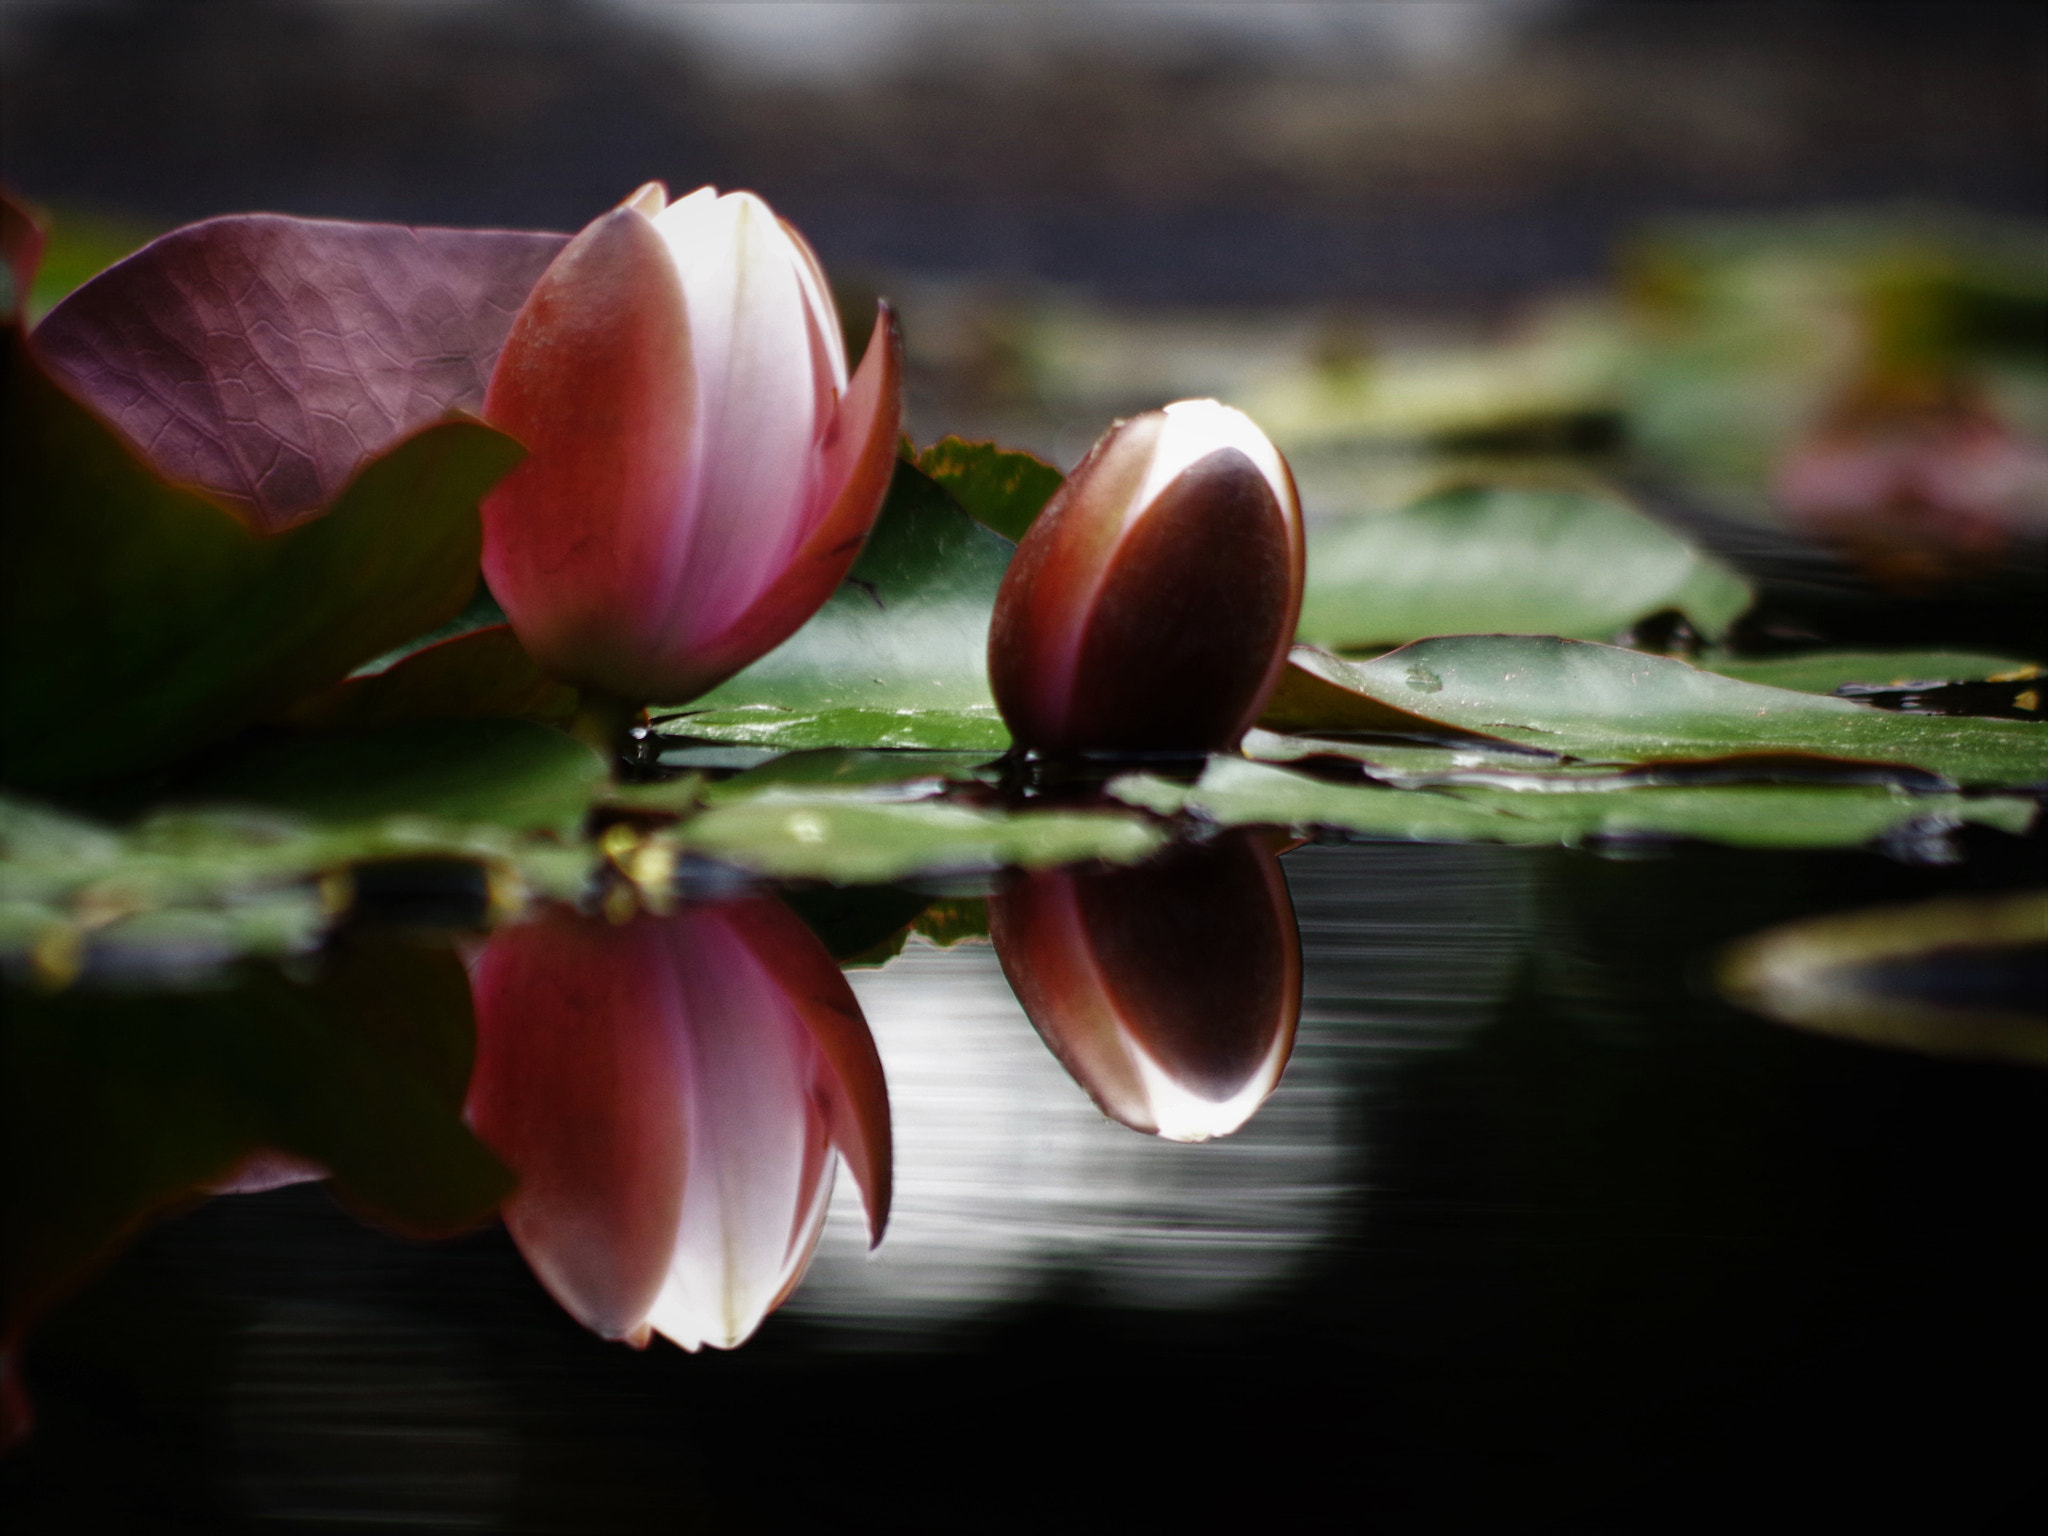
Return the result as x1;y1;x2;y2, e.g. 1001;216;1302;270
0;790;598;989
1110;754;2035;851
1701;650;2041;695
1271;639;2048;788
915;436;1064;541
1298;484;1752;650
1720;891;2048;1064
2;332;524;790
652;462;1016;752
667;795;1163;885
702;748;1000;804
32;214;566;529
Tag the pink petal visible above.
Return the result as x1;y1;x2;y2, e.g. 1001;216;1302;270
650;192;827;647
465;908;691;1342
723;899;894;1247
678;304;904;698
480;206;700;699
641;900;885;1349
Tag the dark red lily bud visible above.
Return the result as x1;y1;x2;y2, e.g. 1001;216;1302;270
989;399;1304;753
988;829;1302;1141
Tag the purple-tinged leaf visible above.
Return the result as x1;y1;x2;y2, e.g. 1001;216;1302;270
1;328;523;790
32;214;565;529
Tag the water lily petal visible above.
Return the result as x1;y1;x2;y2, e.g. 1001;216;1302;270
721;898;894;1246
680;304;903;699
652;191;827;644
480;206;699;699
640;901;855;1350
466;909;691;1342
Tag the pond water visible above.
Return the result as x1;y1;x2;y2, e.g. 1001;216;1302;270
5;830;2043;1532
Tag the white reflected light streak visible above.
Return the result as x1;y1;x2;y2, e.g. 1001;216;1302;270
785;939;1346;1332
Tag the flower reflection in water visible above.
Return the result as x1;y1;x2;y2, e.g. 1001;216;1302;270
465;899;891;1350
990;829;1302;1142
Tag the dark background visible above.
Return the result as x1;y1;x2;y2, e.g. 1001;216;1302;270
5;0;2044;305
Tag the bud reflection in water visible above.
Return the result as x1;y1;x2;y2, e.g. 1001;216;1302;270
465;899;891;1351
989;829;1302;1142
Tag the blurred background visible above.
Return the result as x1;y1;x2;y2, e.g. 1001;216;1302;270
8;0;2045;656
4;8;2046;1529
1;1;2039;434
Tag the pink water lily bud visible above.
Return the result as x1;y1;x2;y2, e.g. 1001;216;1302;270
482;184;903;703
989;399;1303;753
988;830;1301;1142
465;899;891;1351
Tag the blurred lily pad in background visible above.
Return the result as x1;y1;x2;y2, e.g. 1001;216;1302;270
1720;890;2048;1065
1298;482;1752;650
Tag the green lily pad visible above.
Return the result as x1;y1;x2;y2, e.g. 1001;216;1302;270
188;719;608;835
1701;650;2042;694
1298;484;1752;650
1110;755;2035;851
0;782;601;986
915;436;1064;541
650;461;1017;753
668;794;1164;885
702;748;1002;804
1277;639;2048;788
1;332;523;791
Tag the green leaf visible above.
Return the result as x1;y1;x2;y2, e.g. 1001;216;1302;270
1701;650;2042;694
1298;484;1753;650
702;747;1002;804
1110;755;2035;851
187;720;608;835
1;334;523;790
667;794;1164;885
651;461;1017;752
1;781;600;985
1275;638;2048;788
915;436;1064;541
656;704;1010;753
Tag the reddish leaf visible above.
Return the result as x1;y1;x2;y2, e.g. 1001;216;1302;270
32;214;565;529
